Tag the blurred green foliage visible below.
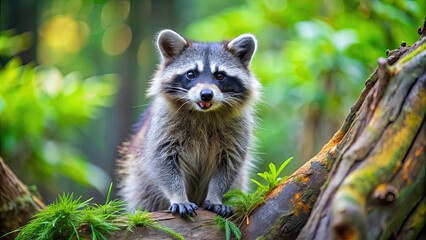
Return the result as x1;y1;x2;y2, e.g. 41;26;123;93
35;0;132;77
0;31;32;57
185;0;424;173
0;33;117;193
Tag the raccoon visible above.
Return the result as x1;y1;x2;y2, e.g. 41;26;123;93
116;30;260;218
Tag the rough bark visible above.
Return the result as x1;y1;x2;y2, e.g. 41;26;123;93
0;157;45;240
296;23;426;240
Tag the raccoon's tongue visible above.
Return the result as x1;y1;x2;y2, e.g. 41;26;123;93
199;101;212;109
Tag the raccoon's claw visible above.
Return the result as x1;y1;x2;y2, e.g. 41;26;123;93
169;202;198;217
202;200;233;218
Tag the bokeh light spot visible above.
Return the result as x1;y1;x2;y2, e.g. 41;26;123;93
39;15;89;53
102;24;132;56
264;0;288;12
101;0;131;28
137;38;152;67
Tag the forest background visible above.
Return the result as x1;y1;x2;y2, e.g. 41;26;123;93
0;0;424;203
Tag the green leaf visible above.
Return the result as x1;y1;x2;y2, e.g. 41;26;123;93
269;163;277;177
215;216;242;240
250;179;263;187
277;157;293;176
105;183;113;204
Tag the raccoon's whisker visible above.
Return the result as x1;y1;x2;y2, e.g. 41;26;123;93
227;93;280;111
258;98;281;111
132;103;151;109
170;95;190;113
176;95;190;102
168;84;188;91
222;99;240;112
162;86;189;94
223;102;236;112
224;96;244;105
224;93;245;102
174;87;189;92
175;100;190;115
226;92;244;96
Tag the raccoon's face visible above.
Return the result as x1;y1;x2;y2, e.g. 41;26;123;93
148;30;260;113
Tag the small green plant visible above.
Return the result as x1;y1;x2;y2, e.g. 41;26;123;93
224;189;264;225
127;208;184;240
79;184;126;240
15;183;125;240
91;183;126;219
215;215;242;240
79;207;121;240
16;193;91;240
224;157;293;226
251;157;293;192
126;207;152;231
11;183;185;239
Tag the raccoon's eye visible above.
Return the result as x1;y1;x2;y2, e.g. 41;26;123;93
214;72;226;81
186;70;197;80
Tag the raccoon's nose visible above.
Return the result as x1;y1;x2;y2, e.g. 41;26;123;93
200;89;214;102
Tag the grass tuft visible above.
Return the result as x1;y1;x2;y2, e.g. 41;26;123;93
16;193;89;240
215;215;242;240
224;157;293;226
127;207;184;240
15;183;126;240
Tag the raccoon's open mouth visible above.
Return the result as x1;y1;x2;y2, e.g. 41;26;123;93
198;101;212;110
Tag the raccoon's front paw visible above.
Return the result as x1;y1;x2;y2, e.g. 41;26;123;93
169;202;198;217
202;200;233;218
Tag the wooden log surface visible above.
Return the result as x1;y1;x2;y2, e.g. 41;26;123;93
78;210;224;239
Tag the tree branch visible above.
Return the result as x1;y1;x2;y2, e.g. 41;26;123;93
0;157;45;240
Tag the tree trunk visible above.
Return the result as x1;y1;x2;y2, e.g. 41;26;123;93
242;20;426;240
297;28;426;240
0;157;45;240
2;20;425;240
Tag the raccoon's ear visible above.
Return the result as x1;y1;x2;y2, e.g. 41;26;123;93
226;34;257;67
157;29;189;62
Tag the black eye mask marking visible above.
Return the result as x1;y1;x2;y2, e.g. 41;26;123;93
217;75;248;97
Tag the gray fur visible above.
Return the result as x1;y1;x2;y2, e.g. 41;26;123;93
116;30;260;215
